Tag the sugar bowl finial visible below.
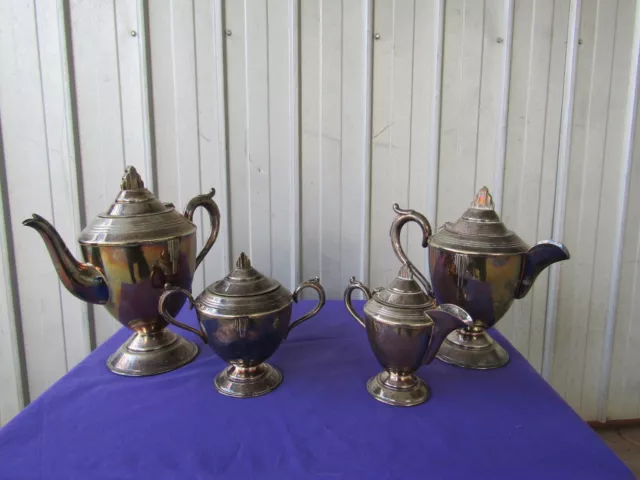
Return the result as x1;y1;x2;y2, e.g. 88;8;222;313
236;252;252;269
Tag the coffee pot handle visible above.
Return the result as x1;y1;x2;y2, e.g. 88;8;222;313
343;277;372;328
390;203;434;297
158;285;208;343
287;277;326;337
184;188;221;272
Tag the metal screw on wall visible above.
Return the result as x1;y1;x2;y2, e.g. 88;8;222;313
374;33;381;40
130;31;137;37
226;29;232;36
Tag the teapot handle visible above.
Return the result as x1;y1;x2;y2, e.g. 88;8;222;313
158;285;208;343
287;277;326;336
184;188;221;273
343;277;372;328
389;204;434;297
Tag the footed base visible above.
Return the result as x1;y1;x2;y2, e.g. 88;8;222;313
366;371;430;407
214;363;282;398
107;329;199;376
436;328;509;370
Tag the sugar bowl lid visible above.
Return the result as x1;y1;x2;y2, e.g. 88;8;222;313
208;252;280;297
78;166;195;245
195;253;291;315
428;186;529;255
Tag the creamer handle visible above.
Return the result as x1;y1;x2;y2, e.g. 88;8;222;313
343;277;372;328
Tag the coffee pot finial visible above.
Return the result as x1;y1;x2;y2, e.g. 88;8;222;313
472;186;494;209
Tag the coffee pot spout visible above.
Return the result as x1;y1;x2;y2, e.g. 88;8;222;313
422;304;473;365
515;240;570;299
23;214;109;305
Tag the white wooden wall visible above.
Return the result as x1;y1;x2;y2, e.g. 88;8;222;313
1;0;639;424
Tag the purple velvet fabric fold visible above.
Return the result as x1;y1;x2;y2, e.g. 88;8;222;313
0;301;632;479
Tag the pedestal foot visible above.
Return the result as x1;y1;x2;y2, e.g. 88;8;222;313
436;328;509;369
366;371;430;407
214;363;282;398
107;329;199;376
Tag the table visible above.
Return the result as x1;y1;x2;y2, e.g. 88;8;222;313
0;300;632;479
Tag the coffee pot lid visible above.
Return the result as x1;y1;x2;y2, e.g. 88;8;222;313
195;253;292;316
207;253;281;297
373;265;435;310
78;166;195;245
428;186;529;255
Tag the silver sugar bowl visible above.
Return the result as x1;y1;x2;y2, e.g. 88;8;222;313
159;253;326;398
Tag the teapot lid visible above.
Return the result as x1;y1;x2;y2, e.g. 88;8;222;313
103;166;172;217
373;265;435;310
78;166;195;245
428;187;529;255
195;253;291;316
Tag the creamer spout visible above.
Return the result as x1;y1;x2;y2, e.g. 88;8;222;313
423;304;473;365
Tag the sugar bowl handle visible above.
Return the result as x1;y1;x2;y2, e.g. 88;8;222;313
288;277;326;336
390;203;434;297
184;188;221;272
344;277;372;328
158;286;208;344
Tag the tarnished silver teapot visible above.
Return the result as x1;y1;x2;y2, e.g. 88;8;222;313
23;166;220;376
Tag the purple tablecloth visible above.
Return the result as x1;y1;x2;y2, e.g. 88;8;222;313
0;301;632;479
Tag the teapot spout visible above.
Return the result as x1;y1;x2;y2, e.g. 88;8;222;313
515;240;570;299
423;304;473;365
23;214;109;305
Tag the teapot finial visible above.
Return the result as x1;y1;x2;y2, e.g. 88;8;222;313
236;252;252;269
121;166;145;190
472;186;494;210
